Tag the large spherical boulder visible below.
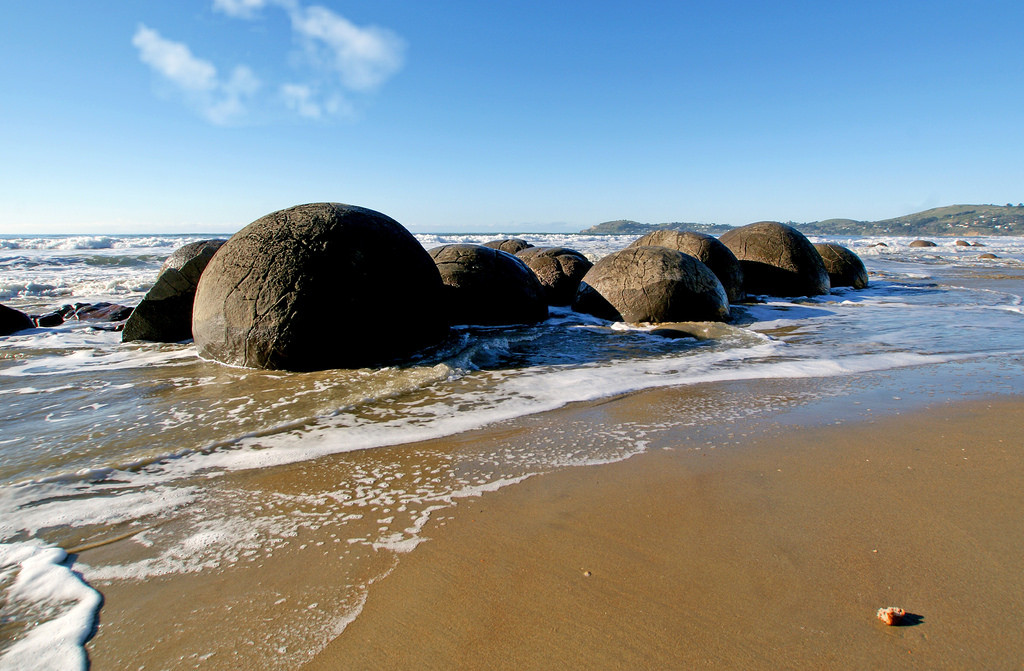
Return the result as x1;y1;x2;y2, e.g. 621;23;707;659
813;243;868;290
482;238;533;254
719;222;830;297
123;239;225;343
192;203;448;371
1;304;33;336
909;239;937;248
628;230;745;302
428;244;548;325
514;246;593;306
572;246;729;323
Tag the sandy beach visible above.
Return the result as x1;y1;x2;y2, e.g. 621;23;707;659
304;393;1024;670
82;381;1024;670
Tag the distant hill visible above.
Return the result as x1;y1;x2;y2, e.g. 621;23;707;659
795;205;1024;237
581;205;1024;237
581;220;734;235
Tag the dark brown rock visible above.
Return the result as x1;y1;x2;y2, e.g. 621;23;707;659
719;222;830;297
482;238;533;254
955;240;971;247
909;240;938;248
628;230;744;302
572;246;729;323
428;244;548;325
813;243;869;289
123;240;225;343
979;253;999;259
192;203;448;371
1;304;33;336
514;247;593;306
73;303;134;321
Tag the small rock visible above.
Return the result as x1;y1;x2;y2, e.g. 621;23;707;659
876;606;905;625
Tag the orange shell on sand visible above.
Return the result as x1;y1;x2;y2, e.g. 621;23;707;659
877;606;906;625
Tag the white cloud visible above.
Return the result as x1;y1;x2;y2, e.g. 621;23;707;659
288;5;406;91
134;2;404;123
281;83;321;118
132;24;261;125
212;0;269;19
132;25;217;92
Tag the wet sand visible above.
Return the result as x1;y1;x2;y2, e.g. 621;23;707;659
305;395;1024;670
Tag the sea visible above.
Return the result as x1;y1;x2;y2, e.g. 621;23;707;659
1;231;1022;669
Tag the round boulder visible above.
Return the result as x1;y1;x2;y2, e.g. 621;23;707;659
979;253;999;259
428;244;548;325
719;222;830;297
813;243;868;290
192;203;448;371
123;239;225;343
628;230;744;302
1;304;33;336
955;239;971;247
514;246;593;306
909;239;937;248
572;246;729;323
482;238;533;254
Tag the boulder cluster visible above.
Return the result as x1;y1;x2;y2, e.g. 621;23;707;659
1;204;873;372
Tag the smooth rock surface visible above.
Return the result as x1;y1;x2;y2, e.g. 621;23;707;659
719;222;830;297
813;243;869;290
514;246;593;306
429;244;548;325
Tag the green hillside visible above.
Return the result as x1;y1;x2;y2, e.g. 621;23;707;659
581;205;1024;237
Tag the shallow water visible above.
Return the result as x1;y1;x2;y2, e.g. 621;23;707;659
1;231;1022;669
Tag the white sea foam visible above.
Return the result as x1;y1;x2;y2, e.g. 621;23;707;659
0;542;101;671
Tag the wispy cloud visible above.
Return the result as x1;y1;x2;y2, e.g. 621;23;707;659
288;5;406;92
137;1;406;124
132;24;261;124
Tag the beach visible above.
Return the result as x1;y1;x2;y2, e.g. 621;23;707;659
82;384;1024;670
1;233;1023;669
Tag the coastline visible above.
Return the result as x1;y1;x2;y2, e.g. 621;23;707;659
303;392;1024;670
81;374;1024;669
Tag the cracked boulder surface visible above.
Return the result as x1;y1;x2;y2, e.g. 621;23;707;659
192;203;448;371
482;238;534;254
719;222;830;297
813;242;869;289
122;239;225;343
428;244;548;326
628;230;745;303
572;246;730;323
514;246;593;306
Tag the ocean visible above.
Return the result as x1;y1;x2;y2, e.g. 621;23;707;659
1;231;1023;669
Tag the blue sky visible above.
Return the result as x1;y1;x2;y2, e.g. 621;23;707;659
2;1;1022;234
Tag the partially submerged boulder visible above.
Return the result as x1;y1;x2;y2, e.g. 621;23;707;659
192;203;448;371
482;238;533;254
428;244;548;325
514;246;593;306
719;222;830;297
1;304;33;336
572;246;729;323
813;243;869;290
122;239;225;343
909;239;937;248
629;230;744;302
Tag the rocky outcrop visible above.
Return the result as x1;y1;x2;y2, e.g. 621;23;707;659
628;230;744;302
192;203;449;371
719;222;830;297
514;247;593;306
813;243;869;289
572;246;729;323
482;238;533;254
1;304;33;336
122;239;225;343
429;244;548;325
